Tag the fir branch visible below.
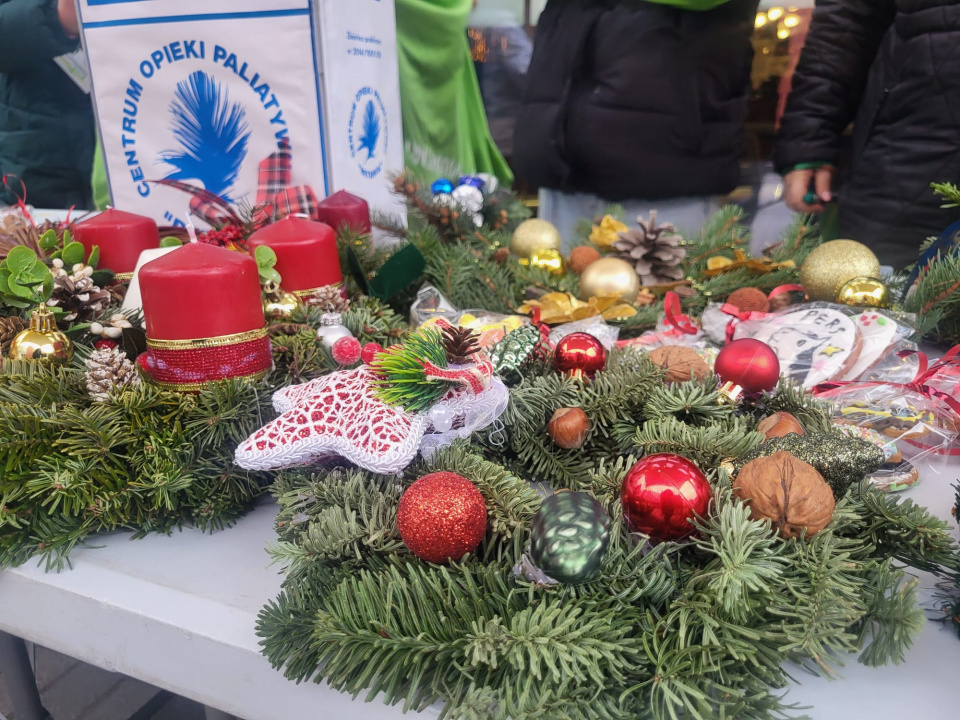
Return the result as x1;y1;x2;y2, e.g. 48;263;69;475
623;416;765;468
371;326;449;412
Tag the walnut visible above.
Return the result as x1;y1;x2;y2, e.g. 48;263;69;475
733;451;835;539
648;346;711;384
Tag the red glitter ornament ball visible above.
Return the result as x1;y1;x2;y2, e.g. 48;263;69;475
331;336;362;366
715;338;780;394
361;342;384;365
553;332;607;379
397;472;488;563
620;453;711;542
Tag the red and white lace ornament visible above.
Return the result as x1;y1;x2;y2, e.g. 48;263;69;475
235;358;507;475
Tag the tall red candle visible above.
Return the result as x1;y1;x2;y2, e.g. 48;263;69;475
72;209;160;276
315;190;371;234
137;244;271;391
247;216;342;295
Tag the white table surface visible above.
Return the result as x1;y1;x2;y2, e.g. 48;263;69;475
1;459;958;720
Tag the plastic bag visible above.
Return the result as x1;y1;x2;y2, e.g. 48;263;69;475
550;317;619;349
412;284;529;349
732;302;917;388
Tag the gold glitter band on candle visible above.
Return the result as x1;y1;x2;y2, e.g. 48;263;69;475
293;282;343;300
145;327;268;351
113;272;134;282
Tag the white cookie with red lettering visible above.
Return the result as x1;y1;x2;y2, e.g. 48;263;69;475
840;311;901;381
734;307;862;388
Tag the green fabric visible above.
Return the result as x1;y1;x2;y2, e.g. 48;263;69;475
0;0;95;209
396;0;513;184
643;0;731;9
92;139;110;210
818;203;841;242
792;162;835;171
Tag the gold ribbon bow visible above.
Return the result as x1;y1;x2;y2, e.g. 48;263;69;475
703;249;795;277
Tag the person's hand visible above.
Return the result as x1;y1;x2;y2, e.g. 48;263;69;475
784;166;833;213
57;0;80;38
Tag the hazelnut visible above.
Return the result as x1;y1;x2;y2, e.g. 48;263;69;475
734;451;835;539
648;346;711;384
548;407;591;449
757;412;805;439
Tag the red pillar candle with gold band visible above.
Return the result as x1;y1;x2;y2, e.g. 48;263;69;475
315;190;372;234
247;216;342;298
71;209;161;278
136;243;271;391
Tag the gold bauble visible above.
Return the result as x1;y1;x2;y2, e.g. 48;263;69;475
8;303;73;364
836;276;892;309
510;219;562;259
263;291;301;321
800;240;881;301
522;248;566;275
579;257;641;303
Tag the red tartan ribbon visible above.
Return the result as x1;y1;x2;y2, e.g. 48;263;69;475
663;291;698;335
138;333;273;391
813;346;960;455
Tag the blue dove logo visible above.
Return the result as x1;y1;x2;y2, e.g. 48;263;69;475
160;70;252;201
348;86;387;179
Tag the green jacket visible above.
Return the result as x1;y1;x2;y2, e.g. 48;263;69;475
0;0;95;209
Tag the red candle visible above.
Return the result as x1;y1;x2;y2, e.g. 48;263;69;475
139;243;264;341
247;216;342;293
315;190;371;234
72;208;160;275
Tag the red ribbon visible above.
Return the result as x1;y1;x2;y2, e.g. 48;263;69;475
769;283;806;300
813;346;960;454
663;291;698;335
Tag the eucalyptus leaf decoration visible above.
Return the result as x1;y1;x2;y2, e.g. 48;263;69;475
255;245;282;287
0;246;54;309
160;236;184;248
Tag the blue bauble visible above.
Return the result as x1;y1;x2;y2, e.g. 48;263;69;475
431;178;454;195
458;175;486;192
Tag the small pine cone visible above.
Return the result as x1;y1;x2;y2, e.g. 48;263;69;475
307;285;350;313
85;347;141;402
492;247;511;264
0;315;28;355
48;265;111;323
89;313;134;340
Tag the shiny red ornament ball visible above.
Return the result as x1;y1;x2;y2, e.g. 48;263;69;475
397;472;488;563
331;336;362;366
94;339;119;351
361;342;384;365
553;332;607;379
715;338;780;394
620;453;712;542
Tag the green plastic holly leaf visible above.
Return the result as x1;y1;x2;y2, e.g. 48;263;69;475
160;236;183;248
61;241;85;267
87;245;100;269
91;269;114;288
38;229;59;252
0;246;55;309
6;247;37;274
254;245;282;286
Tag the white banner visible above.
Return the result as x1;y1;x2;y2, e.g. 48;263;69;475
80;0;405;226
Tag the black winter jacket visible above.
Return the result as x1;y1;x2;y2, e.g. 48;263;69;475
0;0;95;209
775;0;960;269
513;0;759;202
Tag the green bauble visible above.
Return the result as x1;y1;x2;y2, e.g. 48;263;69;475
530;491;611;584
737;432;884;499
488;324;543;384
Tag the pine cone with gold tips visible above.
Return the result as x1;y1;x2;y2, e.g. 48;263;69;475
306;285;350;313
47;261;111;323
0;315;28;356
441;325;481;365
85;346;141;402
611;210;686;287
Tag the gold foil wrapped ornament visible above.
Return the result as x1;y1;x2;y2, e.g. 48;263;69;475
510;219;562;259
836;276;892;309
800;240;881;301
579;257;641;303
519;248;565;275
262;282;301;321
8;303;73;363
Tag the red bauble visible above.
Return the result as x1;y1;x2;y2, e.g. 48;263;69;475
397;472;488;563
620;453;711;542
331;336;362;366
715;338;780;394
361;342;384;365
553;332;607;379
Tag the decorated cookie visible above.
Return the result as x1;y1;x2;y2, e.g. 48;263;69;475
833;423;898;461
840;311;901;381
835;401;935;440
735;307;862;388
868;460;920;492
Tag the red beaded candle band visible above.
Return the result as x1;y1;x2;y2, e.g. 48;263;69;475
137;328;272;392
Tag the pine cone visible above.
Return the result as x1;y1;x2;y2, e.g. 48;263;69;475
611;210;686;286
306;285;350;313
85;347;141;402
0;225;43;261
441;325;480;364
0;315;28;356
47;264;111;323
